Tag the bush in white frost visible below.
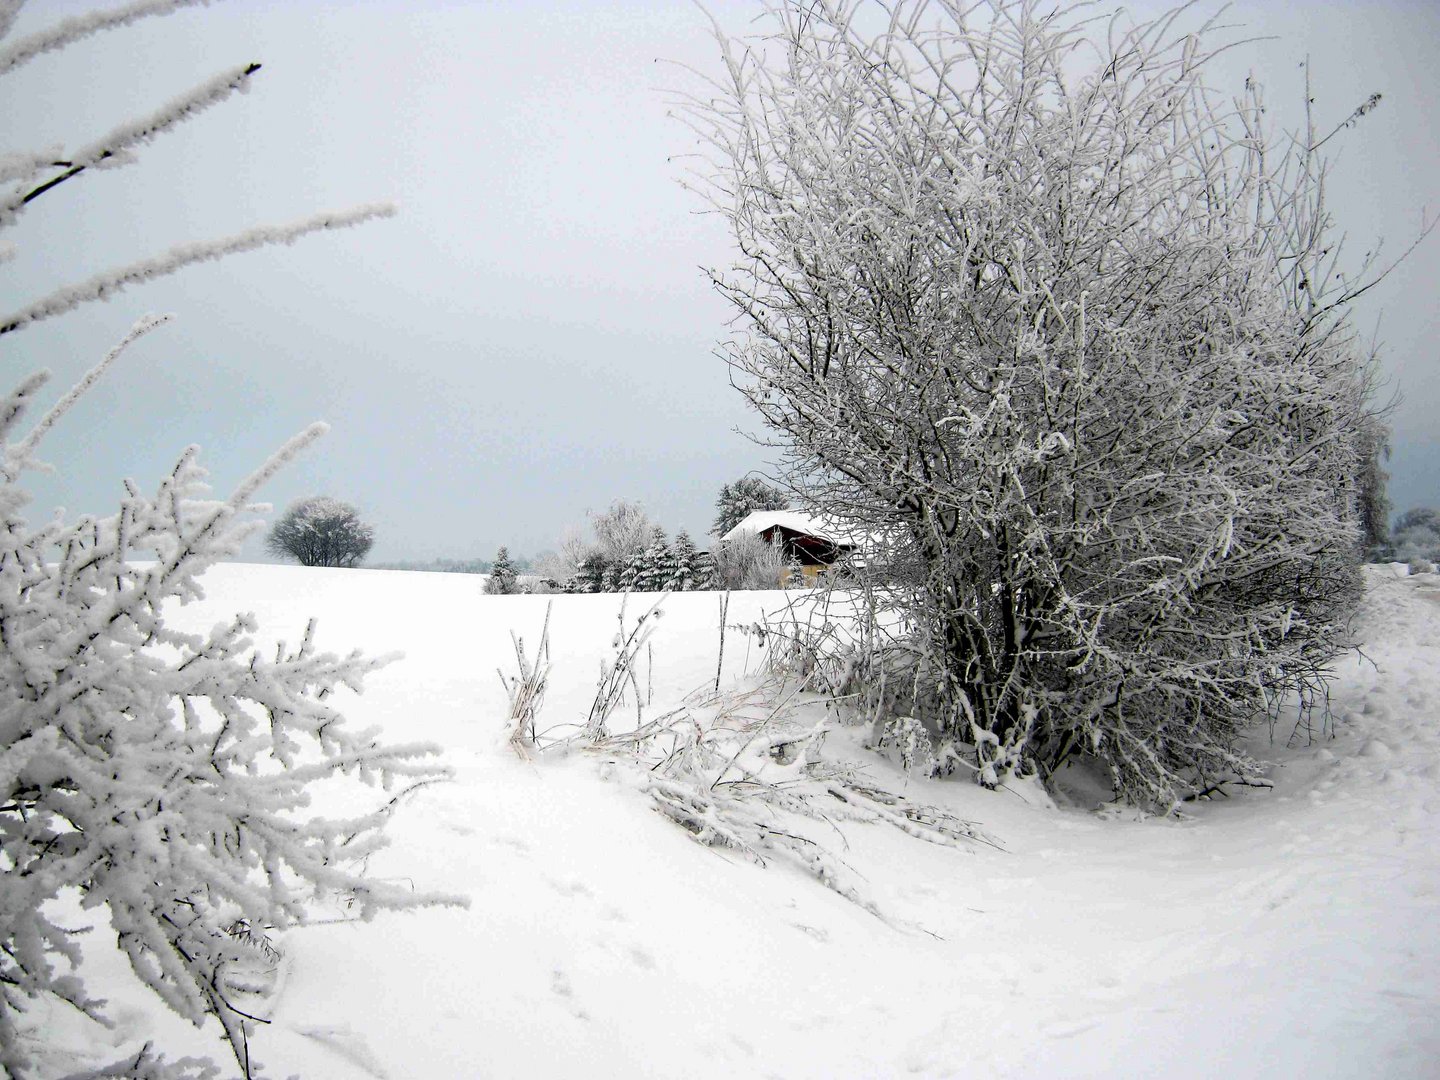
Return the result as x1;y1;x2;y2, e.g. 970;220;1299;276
683;0;1400;808
710;529;788;591
0;320;463;1077
264;495;375;568
1392;507;1440;567
0;3;458;1075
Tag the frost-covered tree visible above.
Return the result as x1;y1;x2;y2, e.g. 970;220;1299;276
712;476;788;538
571;551;610;594
669;530;700;591
615;545;647;593
485;545;519;594
635;526;675;592
0;4;454;1075
0;5;392;339
588;500;654;569
1356;426;1392;560
265;496;374;568
533;525;593;589
1392;508;1440;566
692;546;717;591
684;0;1398;806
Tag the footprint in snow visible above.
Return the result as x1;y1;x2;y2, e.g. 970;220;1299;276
544;876;594;899
550;967;590;1021
296;1024;390;1079
626;943;657;969
1044;1018;1103;1040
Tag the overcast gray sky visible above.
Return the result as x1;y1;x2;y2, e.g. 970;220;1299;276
5;0;1438;562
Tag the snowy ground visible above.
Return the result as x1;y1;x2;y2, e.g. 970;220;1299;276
27;564;1440;1078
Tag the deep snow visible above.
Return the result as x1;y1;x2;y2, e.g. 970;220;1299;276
23;563;1440;1078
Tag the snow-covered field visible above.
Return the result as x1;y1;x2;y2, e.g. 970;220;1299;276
31;564;1440;1078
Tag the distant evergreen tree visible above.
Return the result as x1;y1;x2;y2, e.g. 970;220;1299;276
574;552;609;593
636;526;675;592
785;552;805;589
670;530;699;591
485;546;519;594
713;476;789;538
602;562;623;593
616;546;647;592
692;546;717;590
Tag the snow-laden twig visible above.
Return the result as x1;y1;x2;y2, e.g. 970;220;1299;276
0;203;396;336
581;674;996;923
0;0;216;78
499;602;552;754
0;321;466;1078
4;62;262;223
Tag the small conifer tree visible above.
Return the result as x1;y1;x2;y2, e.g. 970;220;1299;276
670;530;700;591
574;552;609;593
636;526;675;592
485;546;519;594
692;546;717;591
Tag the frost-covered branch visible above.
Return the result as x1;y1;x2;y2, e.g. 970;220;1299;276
0;203;397;336
0;322;466;1078
3;62;262;222
0;0;218;78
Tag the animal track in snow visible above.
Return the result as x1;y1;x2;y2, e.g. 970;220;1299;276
544;875;595;899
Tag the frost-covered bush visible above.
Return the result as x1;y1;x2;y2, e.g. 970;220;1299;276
709;529;788;590
0;321;462;1077
685;0;1391;808
0;4;452;1073
1392;507;1440;566
265;495;374;568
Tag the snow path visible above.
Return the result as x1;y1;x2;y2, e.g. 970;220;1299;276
30;565;1439;1078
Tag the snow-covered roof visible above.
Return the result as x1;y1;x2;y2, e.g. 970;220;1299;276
720;510;860;547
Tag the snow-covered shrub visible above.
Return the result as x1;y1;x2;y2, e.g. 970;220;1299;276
265;495;374;568
0;4;451;1073
581;682;995;919
499;604;552;752
1393;507;1440;567
709;529;787;590
684;0;1393;809
0;321;464;1077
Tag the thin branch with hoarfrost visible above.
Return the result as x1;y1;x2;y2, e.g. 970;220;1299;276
0;204;397;336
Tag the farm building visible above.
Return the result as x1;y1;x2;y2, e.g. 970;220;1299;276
720;510;861;583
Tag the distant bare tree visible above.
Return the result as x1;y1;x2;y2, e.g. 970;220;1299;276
589;499;655;568
266;496;374;568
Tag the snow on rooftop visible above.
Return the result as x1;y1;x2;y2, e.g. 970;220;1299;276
720;509;861;546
